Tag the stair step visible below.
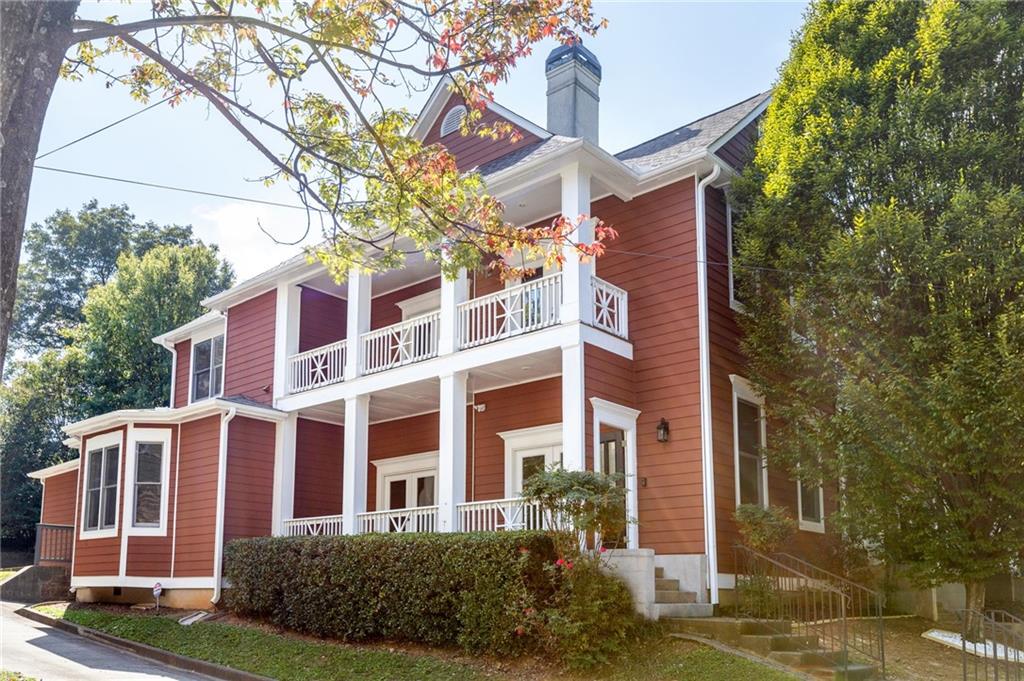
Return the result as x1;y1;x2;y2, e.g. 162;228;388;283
653;603;714;619
738;620;794;636
768;649;845;667
805;663;878;681
654;566;664;579
655;589;697;604
739;633;819;654
655;577;679;590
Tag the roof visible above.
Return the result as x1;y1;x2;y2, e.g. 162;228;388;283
28;458;80;480
152;310;225;347
478;135;581;176
614;91;771;174
63;398;286;437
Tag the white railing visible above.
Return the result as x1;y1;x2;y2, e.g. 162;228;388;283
458;273;562;349
358;506;439;534
360;312;440;375
457;498;549;532
288;339;347;393
592;276;628;338
283;514;344;537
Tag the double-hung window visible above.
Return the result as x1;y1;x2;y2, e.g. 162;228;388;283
797;478;825;533
191;334;224;402
84;444;120;532
133;442;164;527
732;375;767;507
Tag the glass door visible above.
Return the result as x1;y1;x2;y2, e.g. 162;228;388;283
599;426;627;548
384;471;437;532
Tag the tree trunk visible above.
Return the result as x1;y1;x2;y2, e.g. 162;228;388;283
0;0;79;375
963;580;987;643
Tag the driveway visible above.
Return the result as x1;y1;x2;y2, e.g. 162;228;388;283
0;601;212;680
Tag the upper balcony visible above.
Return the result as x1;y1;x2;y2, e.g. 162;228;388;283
286;270;627;396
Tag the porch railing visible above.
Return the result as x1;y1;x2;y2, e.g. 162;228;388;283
288;339;347;393
358;506;438;534
958;609;1024;681
458;273;562;349
283;514;344;537
592;276;628;338
457;498;549;532
361;312;440;375
34;523;73;564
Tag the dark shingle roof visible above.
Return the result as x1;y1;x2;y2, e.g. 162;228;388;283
478;135;579;177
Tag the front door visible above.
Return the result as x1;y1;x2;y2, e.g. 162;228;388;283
600;427;628;548
383;471;437;531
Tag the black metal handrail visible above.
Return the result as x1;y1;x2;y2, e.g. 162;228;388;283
34;523;73;565
959;609;1024;681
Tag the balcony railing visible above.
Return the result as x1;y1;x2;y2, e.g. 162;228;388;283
592;276;628;338
288;339;347;393
361;312;440;375
457;498;549;532
34;523;73;565
283;514;344;537
458;273;562;349
358;506;438;533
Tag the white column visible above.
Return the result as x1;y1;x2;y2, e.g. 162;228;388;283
341;394;369;534
559;162;594;325
438;268;468;355
271;413;298;535
273;282;301;402
561;343;586;471
437;371;468;531
345;268;371;381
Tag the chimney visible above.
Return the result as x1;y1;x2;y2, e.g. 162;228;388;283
545;42;601;144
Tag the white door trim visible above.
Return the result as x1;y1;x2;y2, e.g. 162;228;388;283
498;423;562;498
372;451;439;510
589;397;640;550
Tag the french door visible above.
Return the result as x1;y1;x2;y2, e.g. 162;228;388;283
382;470;437;532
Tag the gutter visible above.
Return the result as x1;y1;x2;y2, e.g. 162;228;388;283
695;163;723;604
211;406;237;604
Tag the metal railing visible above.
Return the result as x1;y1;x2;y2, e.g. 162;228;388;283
361;312;440;374
34;523;73;564
592;276;628;338
458;273;562;349
959;609;1024;681
288;339;347;393
457;498;550;532
283;514;344;537
358;506;438;534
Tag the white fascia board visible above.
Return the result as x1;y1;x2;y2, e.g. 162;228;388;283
70;576;215;590
62;399;286;438
27;458;80;480
706;93;772;157
201;253;321;311
151;311;225;347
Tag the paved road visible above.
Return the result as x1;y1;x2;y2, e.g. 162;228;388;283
0;601;212;681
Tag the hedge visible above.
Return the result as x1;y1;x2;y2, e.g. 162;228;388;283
223;532;557;655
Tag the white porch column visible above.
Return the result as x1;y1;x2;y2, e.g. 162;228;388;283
344;268;371;380
561;343;586;472
272;282;301;402
438;268;469;355
271;413;298;535
559;162;594;325
341;394;370;534
437;371;468;531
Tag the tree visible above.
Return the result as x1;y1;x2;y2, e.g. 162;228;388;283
75;244;234;413
733;0;1024;639
12;200;198;354
0;0;612;376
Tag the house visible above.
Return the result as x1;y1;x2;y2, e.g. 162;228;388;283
29;44;834;615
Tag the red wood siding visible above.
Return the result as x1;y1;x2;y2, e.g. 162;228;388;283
299;288;346;352
41;469;78;525
294;418;343;518
172;416;220;577
370;278;440;330
591;179;705;555
367;412;439;511
716;117;761;172
584;345;637;473
224;416;276;543
71;427;126;577
173;339;191;408
423;95;542;172
125;424;178;577
224;290;276;404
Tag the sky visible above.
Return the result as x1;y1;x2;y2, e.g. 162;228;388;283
27;1;808;282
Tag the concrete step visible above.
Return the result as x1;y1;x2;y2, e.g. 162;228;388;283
655;589;697;604
738;620;794;636
653;603;714;619
664;617;792;644
739;633;819;655
768;649;845;667
805;662;878;681
655;566;664;579
655;577;679;591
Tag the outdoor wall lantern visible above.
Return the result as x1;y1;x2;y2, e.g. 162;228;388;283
656;418;670;443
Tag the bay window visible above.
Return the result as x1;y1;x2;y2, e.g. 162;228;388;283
133;442;164;527
84;443;120;533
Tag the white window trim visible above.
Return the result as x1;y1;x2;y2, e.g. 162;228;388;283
372;451;439;510
124;427;173;537
396;289;441;320
589;398;641;550
79;430;123;540
439;105;467;137
498;423;562;498
730;374;769;508
188;326;225;405
727;201;746;313
797;478;826;533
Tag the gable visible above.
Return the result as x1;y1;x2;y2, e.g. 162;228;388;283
714;115;761;172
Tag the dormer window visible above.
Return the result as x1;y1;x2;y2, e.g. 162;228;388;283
440;105;467;137
191;334;224;402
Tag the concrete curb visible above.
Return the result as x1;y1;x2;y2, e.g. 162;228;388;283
15;605;273;681
669;632;816;680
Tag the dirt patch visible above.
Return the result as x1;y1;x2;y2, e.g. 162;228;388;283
879;616;968;681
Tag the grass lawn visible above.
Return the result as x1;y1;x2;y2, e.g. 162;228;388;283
1;673;38;681
35;603;797;681
0;569;20;583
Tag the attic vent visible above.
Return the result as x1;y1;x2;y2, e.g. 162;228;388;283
440;105;467;137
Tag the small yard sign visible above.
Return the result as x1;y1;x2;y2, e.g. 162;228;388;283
153;582;162;610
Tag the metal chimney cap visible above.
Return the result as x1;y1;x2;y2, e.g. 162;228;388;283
545;42;601;79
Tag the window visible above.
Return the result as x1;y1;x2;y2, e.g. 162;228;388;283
191;334;224;402
133;442;164;527
84;444;120;532
439;105;467;137
797;479;825;533
499;424;563;498
732;375;767;507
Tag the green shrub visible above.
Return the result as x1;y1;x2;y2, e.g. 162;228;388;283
734;504;795;554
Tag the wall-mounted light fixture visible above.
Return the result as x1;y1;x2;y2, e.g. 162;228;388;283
656;418;670;443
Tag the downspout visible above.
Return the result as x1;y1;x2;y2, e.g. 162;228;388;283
160;339;178;408
696;162;723;604
211;406;237;604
